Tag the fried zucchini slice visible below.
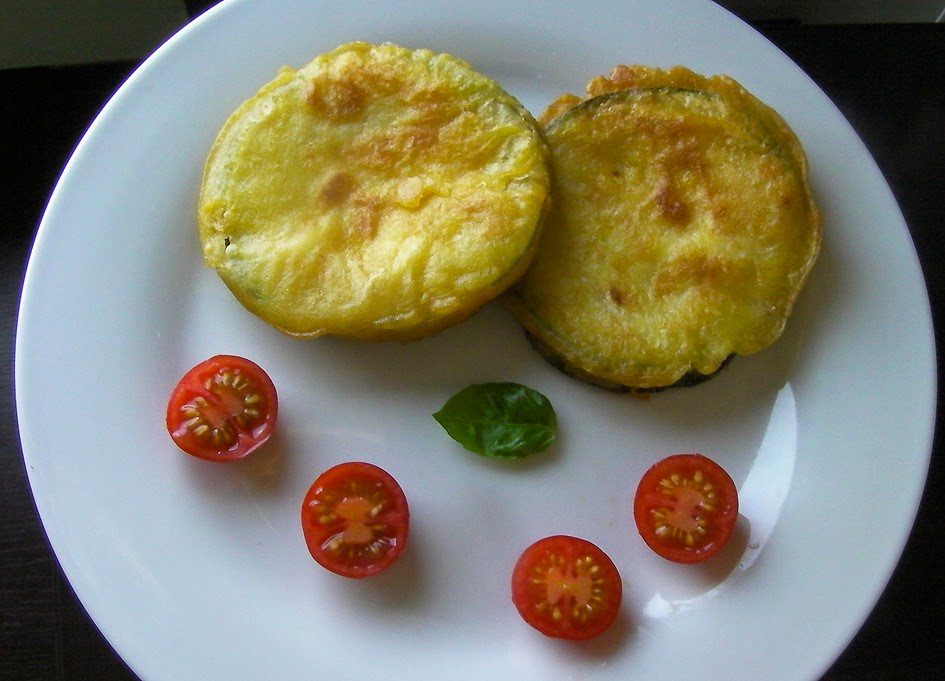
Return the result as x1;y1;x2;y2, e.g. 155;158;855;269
198;42;549;340
505;66;821;391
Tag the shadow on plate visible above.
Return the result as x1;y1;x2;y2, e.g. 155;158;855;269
181;425;290;499
562;604;636;660
314;520;434;616
288;303;543;398
638;514;752;618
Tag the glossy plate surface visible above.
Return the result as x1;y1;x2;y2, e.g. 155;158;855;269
15;1;936;679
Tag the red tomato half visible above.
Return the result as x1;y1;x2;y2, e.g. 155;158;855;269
633;453;739;564
301;462;410;579
166;355;277;462
511;535;622;640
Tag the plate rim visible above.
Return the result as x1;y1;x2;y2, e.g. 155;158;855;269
13;1;938;680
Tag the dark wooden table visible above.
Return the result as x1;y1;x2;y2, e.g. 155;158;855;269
1;13;942;681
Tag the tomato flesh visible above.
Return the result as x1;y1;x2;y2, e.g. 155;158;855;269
511;535;622;640
301;462;409;579
633;453;739;564
166;355;277;462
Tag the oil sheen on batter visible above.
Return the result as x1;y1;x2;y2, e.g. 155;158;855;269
505;65;821;391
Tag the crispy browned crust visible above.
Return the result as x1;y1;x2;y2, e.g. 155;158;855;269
198;42;550;341
506;65;821;392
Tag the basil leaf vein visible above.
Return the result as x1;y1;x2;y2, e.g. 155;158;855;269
433;382;557;459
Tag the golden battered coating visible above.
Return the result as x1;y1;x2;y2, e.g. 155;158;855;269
198;42;549;340
505;66;821;391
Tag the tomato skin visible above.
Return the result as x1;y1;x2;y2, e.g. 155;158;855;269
633;453;739;564
511;535;622;640
301;462;410;579
166;355;278;462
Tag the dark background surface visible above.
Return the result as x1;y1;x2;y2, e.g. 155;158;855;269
1;5;942;680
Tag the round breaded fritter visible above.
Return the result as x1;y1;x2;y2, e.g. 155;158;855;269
504;66;821;392
198;42;549;340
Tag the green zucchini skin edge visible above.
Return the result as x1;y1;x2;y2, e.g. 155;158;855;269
516;85;791;394
546;86;792;174
524;331;734;395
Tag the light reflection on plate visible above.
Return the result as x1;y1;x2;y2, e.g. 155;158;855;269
643;383;798;618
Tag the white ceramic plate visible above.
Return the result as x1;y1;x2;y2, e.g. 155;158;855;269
15;1;936;679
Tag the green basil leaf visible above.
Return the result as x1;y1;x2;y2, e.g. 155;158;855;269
433;382;557;459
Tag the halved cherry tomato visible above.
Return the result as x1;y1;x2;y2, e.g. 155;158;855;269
633;453;739;564
511;535;622;640
301;462;409;579
166;355;277;462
